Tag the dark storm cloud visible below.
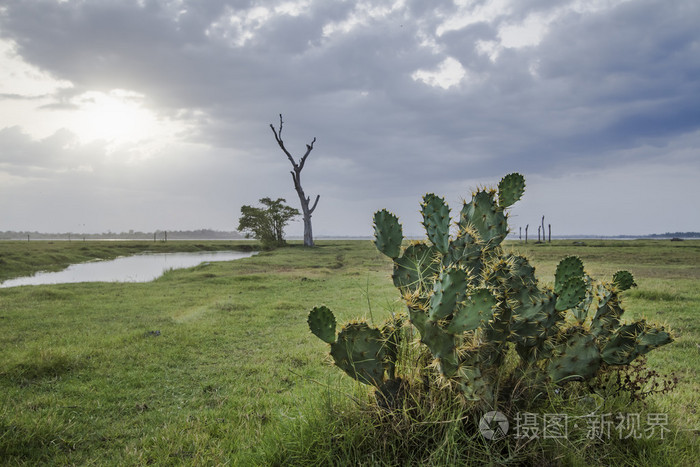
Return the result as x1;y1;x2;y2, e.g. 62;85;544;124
0;0;699;234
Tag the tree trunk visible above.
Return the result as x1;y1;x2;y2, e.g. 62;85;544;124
291;168;320;247
270;115;319;247
303;214;314;247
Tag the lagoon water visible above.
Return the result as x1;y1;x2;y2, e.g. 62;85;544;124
0;251;256;288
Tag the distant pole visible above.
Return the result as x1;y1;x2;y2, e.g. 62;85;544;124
537;225;541;242
541;216;545;243
519;227;522;241
525;225;529;244
548;224;551;243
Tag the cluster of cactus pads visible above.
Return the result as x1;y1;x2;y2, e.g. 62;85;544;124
308;173;672;403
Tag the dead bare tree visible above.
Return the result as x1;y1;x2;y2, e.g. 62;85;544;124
269;114;319;247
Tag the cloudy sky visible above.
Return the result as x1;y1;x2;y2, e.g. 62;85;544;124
1;0;698;237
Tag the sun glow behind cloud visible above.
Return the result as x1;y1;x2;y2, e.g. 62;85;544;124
1;39;185;159
66;90;173;147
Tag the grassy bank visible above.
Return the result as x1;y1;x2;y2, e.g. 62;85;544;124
0;240;698;464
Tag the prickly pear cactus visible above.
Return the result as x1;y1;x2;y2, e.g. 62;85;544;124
308;173;673;403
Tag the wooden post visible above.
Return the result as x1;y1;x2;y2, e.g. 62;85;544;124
519;227;522;241
548;224;551;243
541;215;545;241
525;224;529;243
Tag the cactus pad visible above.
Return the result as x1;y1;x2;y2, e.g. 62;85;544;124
601;321;673;365
373;209;403;259
600;321;643;365
392;243;439;295
497;173;526;208
636;326;673;356
447;288;497;333
421;193;451;255
555;276;587;311
554;256;584;295
422;320;458;376
591;292;624;338
548;332;601;382
308;305;337;344
444;228;482;271
508;254;538;288
381;314;406;380
612;270;636;291
459;191;507;248
429;268;469;320
330;322;387;386
570;274;594;324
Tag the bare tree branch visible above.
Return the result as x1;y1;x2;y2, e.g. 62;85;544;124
309;194;320;214
270;114;296;167
298;138;316;172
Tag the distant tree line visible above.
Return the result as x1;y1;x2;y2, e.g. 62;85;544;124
0;229;244;241
646;232;700;238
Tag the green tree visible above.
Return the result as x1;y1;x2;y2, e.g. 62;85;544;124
237;197;300;248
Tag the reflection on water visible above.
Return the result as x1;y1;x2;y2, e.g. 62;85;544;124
0;251;257;288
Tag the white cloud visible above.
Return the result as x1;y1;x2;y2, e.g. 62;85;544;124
321;0;406;38
205;6;273;47
437;0;512;37
498;13;549;48
412;57;467;89
475;39;500;61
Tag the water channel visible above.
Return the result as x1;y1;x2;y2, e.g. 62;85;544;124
0;251;257;288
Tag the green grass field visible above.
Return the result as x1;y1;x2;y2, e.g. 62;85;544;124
0;239;698;465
